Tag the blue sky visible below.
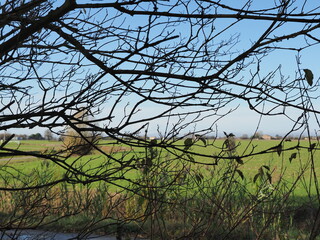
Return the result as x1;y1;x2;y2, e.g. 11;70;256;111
3;0;320;138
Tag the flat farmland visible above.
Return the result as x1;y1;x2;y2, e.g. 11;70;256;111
0;138;319;238
0;139;319;197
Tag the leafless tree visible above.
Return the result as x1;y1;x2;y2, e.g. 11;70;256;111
44;129;53;141
1;0;320;239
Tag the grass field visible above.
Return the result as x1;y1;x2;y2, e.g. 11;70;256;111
1;138;319;195
1;138;319;239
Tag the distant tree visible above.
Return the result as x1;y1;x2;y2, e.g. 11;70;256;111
28;133;43;140
63;109;100;155
240;134;249;140
44;129;53;141
0;132;11;141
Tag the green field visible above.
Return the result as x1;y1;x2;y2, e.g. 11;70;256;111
1;138;319;196
1;138;319;239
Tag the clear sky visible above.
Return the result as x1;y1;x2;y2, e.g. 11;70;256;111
3;0;320;138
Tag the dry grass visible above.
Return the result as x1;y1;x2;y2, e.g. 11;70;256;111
99;146;132;154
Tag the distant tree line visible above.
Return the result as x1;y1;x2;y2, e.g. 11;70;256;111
0;130;55;141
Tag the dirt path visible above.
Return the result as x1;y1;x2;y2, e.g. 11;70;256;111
0;156;38;163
